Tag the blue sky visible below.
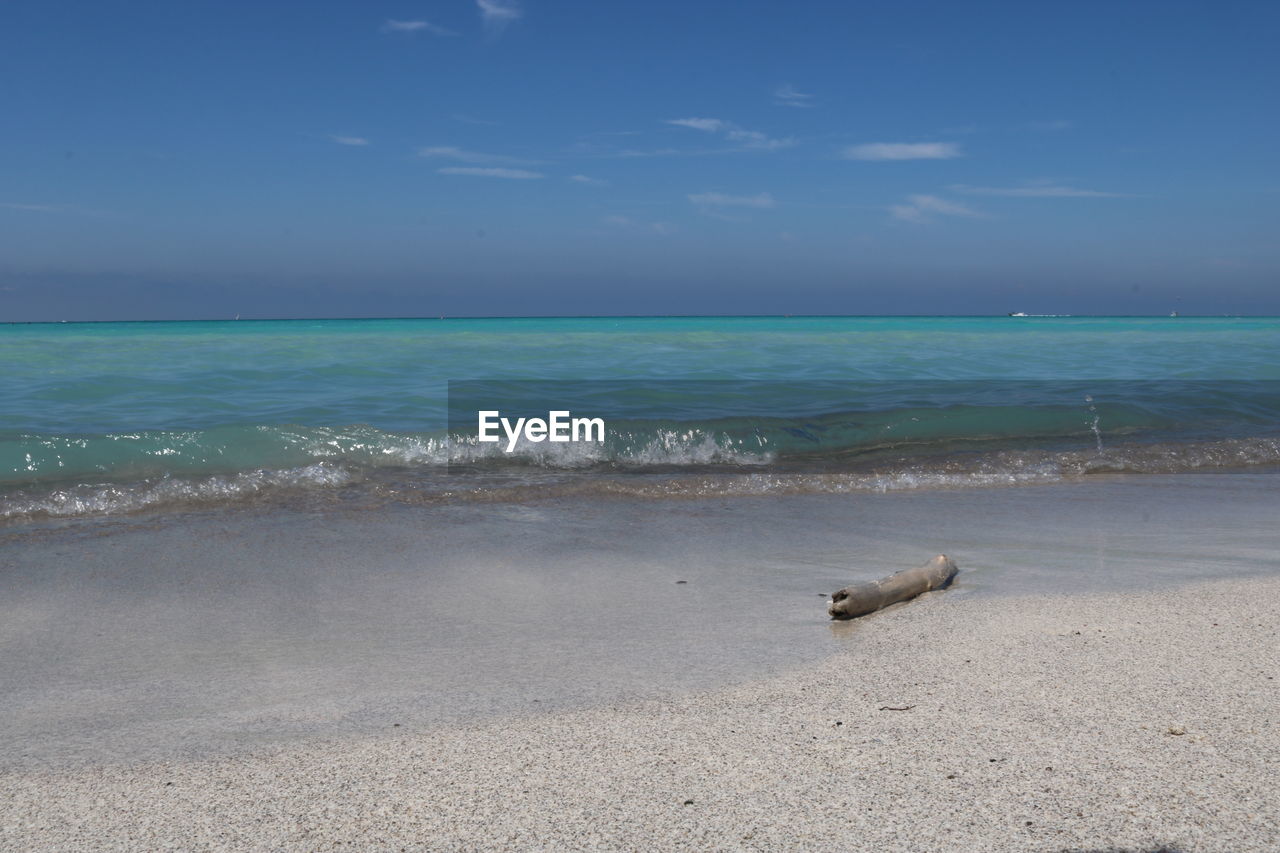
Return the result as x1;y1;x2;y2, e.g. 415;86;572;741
2;0;1278;319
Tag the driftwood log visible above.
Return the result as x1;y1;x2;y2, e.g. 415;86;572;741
828;555;958;620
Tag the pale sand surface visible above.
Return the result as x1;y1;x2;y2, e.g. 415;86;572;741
3;575;1277;852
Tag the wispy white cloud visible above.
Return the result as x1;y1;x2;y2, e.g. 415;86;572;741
725;128;794;151
418;146;533;164
569;174;609;186
666;117;795;152
477;0;521;32
950;182;1124;198
330;135;369;146
381;19;457;36
688;191;776;209
773;84;815;108
844;142;962;161
668;118;726;132
438;167;543;179
890;194;981;224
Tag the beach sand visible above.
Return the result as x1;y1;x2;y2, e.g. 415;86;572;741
3;473;1279;850
3;572;1278;851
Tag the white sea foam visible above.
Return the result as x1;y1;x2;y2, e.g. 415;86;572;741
444;428;772;467
4;436;1279;522
0;464;352;521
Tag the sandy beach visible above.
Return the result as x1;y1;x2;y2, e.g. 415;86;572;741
3;569;1277;851
7;0;1279;843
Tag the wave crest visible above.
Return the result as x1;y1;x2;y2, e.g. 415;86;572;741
2;463;352;521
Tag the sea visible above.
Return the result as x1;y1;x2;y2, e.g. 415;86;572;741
2;315;1279;524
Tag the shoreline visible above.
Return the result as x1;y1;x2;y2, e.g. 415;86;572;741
4;575;1277;851
7;442;1280;534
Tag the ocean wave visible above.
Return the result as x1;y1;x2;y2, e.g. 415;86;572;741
412;436;1280;502
635;436;1280;496
5;435;1278;523
8;383;1280;487
0;423;778;486
0;463;352;522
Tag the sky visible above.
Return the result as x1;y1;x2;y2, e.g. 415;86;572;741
2;0;1278;319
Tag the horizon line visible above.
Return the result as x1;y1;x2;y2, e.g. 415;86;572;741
1;312;1267;326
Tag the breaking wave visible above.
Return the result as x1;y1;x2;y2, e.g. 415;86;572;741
4;433;1279;523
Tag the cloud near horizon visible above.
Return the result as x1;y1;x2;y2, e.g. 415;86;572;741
569;174;609;186
890;194;980;223
330;135;369;146
844;142;962;161
381;19;456;36
666;117;795;152
687;191;776;209
438;167;543;179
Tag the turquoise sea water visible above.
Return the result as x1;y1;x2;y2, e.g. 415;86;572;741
2;316;1279;520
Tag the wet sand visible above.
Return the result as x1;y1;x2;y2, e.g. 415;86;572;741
4;472;1280;768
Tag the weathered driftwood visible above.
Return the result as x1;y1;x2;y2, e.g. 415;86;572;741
828;554;958;620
